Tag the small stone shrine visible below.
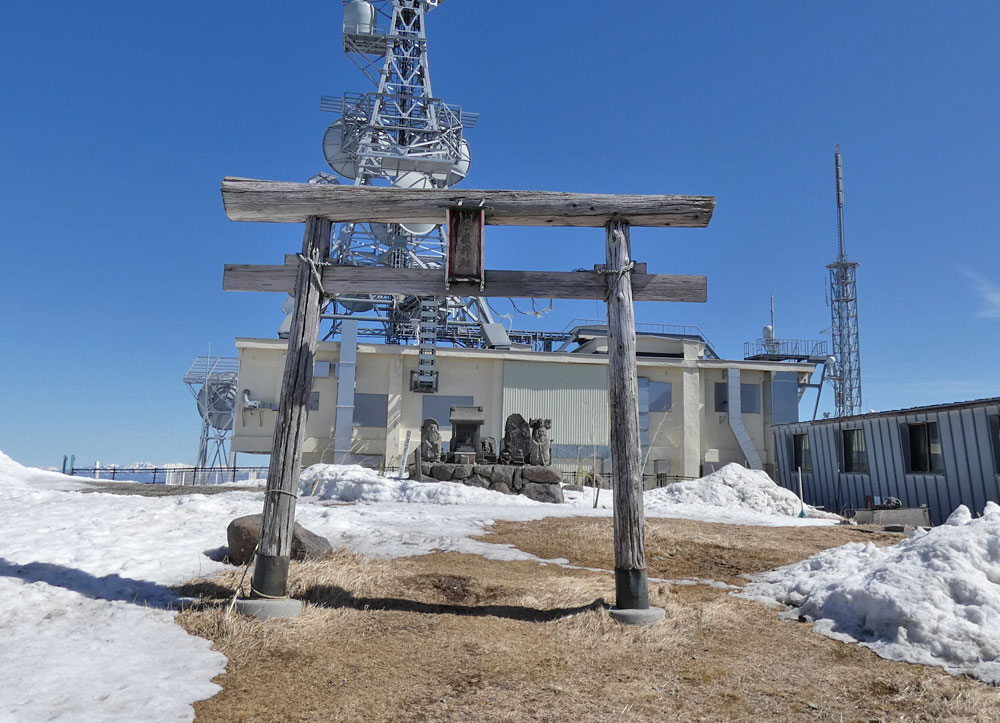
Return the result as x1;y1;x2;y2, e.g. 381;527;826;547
448;405;485;465
409;411;564;503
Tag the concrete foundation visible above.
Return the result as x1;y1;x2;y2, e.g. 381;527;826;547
609;606;666;626
233;597;304;620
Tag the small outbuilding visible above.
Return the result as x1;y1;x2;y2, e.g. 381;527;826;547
773;398;1000;524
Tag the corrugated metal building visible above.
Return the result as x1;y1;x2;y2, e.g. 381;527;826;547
773;398;1000;525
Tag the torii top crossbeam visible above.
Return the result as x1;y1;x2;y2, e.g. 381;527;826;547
221;178;715;228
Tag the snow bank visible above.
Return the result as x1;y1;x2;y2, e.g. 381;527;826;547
300;463;538;506
0;451;86;491
740;503;1000;683
645;463;839;520
1;450;238;721
1;578;222;723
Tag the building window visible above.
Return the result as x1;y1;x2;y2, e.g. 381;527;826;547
714;382;760;414
842;428;868;474
792;433;812;472
422;395;474;430
648;381;672;412
353;393;388;428
714;383;727;412
991;416;1000;474
905;422;944;474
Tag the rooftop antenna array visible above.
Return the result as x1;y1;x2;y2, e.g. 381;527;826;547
183;356;239;469
305;0;495;392
826;145;863;416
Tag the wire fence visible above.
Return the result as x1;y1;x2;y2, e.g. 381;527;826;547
68;466;268;487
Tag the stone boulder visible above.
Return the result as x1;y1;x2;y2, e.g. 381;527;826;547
465;473;490;488
521;482;564;504
430;464;453;481
226;514;333;566
521;465;563;485
489;481;512;495
451;464;473;480
489;465;513;487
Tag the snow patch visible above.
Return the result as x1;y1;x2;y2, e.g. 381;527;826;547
645;463;839;520
0;451;87;492
740;503;1000;683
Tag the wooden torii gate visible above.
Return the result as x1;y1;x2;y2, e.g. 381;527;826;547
221;178;715;621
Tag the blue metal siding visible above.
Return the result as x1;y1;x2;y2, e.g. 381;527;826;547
773;401;1000;525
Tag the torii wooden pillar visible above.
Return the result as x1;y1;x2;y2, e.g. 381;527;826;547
220;178;715;617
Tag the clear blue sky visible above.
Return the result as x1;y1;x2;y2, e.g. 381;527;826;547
2;1;998;468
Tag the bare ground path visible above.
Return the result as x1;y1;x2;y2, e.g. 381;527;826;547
175;516;1000;722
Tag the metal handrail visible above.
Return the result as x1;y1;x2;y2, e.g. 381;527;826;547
69;466;267;486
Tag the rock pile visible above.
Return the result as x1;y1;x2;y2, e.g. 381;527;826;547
407;461;564;503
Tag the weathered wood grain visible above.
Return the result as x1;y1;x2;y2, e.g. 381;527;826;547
223;264;708;303
221;177;715;228
605;220;651;610
250;216;331;599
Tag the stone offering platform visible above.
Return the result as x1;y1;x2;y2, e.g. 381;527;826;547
407;462;565;503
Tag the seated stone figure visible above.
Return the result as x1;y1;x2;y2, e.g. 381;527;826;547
419;418;442;463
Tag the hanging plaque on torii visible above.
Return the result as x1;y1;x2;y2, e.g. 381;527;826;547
445;206;486;291
220;177;715;624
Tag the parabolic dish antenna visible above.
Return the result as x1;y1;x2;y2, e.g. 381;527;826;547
322;118;357;180
197;383;236;432
390;172;436;235
389;140;473;235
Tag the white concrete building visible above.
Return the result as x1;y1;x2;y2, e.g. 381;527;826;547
232;327;815;483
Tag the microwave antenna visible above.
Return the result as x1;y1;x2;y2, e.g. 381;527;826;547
183;356;239;471
287;0;492;391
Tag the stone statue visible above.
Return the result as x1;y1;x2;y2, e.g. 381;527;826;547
502;413;531;464
419;417;442;463
478;436;497;463
529;418;552;466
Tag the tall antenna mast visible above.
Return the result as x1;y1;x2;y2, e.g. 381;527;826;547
293;1;491;392
826;145;863;416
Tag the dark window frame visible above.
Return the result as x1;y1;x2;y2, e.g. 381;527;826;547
991;415;1000;475
713;382;761;414
841;428;869;474
792;433;812;472
648;380;672;413
905;421;945;474
352;393;389;428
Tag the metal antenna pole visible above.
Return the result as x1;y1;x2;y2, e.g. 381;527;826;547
826;145;863;417
835;144;847;260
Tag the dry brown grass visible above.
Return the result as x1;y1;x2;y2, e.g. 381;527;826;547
479;516;906;585
178;519;1000;722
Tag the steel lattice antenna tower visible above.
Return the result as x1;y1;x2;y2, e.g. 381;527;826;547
826;145;863;416
306;0;493;390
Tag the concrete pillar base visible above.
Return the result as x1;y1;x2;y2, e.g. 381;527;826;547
233;597;303;620
609;606;666;626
